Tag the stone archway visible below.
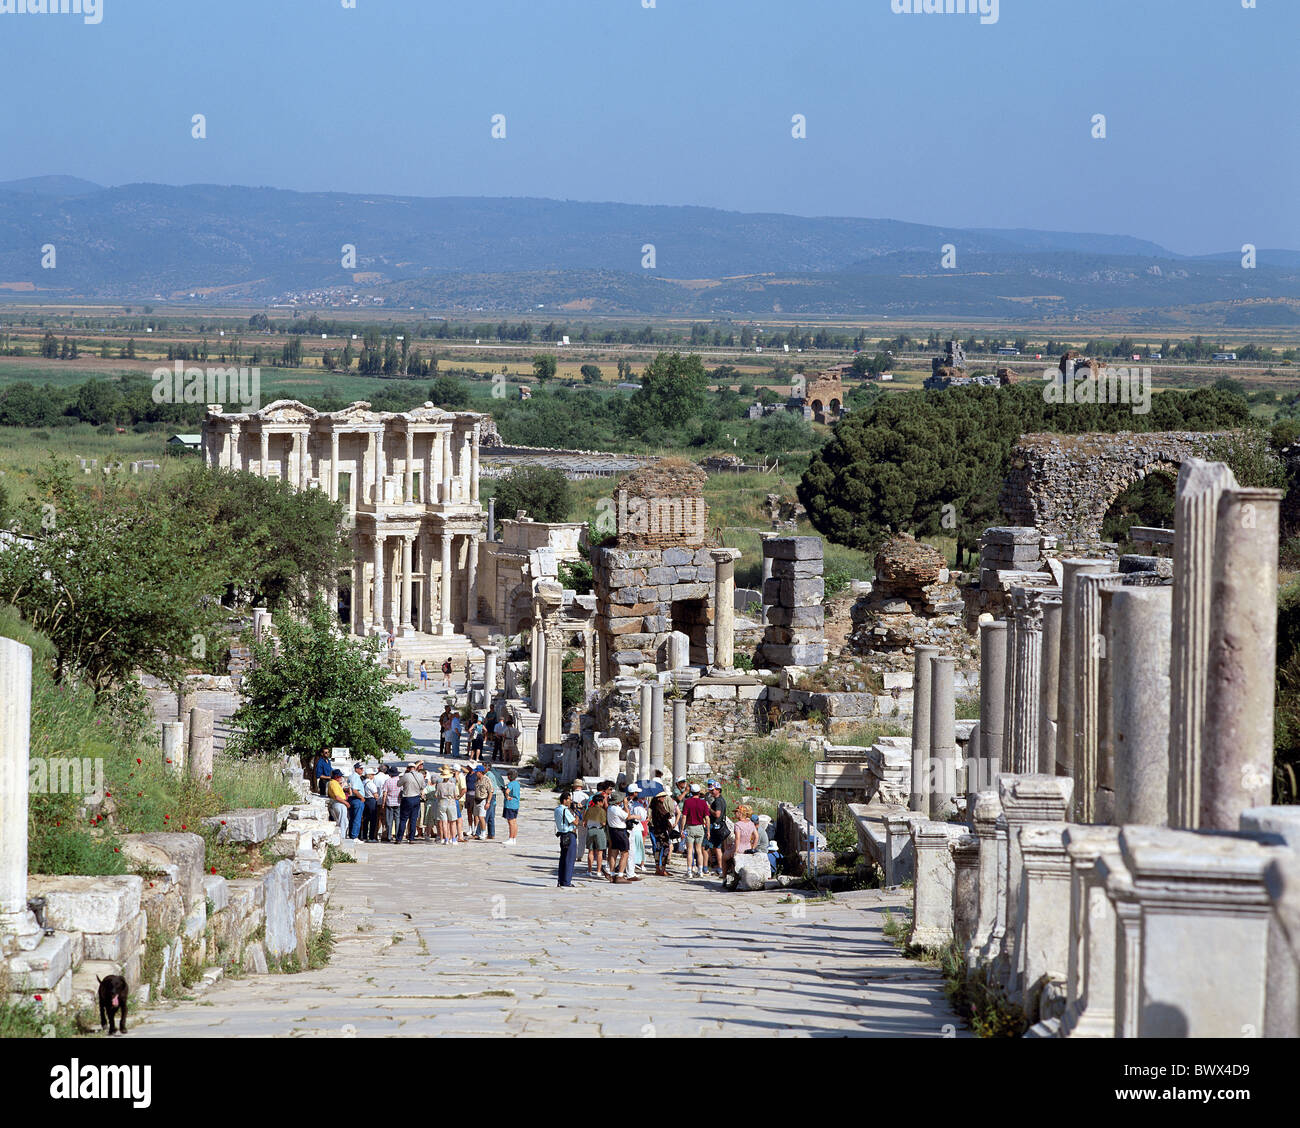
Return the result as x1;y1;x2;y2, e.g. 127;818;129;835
999;431;1238;547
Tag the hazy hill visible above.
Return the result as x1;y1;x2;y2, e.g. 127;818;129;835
0;180;1296;323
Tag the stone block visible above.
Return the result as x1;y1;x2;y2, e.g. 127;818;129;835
7;932;76;991
692;682;736;701
736;682;764;700
28;875;143;935
671;583;709;600
244;940;269;975
764;604;825;629
642;614;669;633
761;643;826;667
140;884;185;936
647;566;677;585
606;568;646;588
613;651;646;666
734;852;773;890
225;878;264;916
882;671;913;690
82;911;147;963
771;557;823;579
662;547;694;567
780;578;825;606
982;526;1039;545
294;858;328;899
201;808;280;844
262;860;297;959
608;616;645;636
766;536;824;561
119;832;206;910
182;899;207;941
692;547;715;567
202;874;229;913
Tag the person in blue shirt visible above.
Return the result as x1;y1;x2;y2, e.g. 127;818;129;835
449;714;464;759
554;790;577;888
313;748;332;798
346;763;366;840
502;769;522;845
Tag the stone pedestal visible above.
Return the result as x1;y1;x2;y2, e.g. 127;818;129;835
671;698;687;780
482;645;498;707
1071;571;1122;823
161;721;185;777
1037;597;1062;775
928;655;957;820
909;822;966;948
1061;826;1122;1038
1111;586;1172;826
0;637;40;950
513;707;540;766
1019;825;1072;1017
1057;559;1113;781
909;645;940;812
187;707;214;783
1121;825;1285;1038
709;548;741;675
1240;806;1300;1037
687;740;707;767
594;736;622;781
1168;459;1237;829
979;624;1007;774
1097;852;1141;1038
883;812;922;886
998;774;1074;1005
970;791;1003;965
951;833;981;955
1201;486;1283;830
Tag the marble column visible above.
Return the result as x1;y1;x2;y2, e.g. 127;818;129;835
439;531;453;637
161;721;184;777
330;430;340;502
371;533;386;633
672;697;687;781
638;682;654;782
466;535;479;624
399;534;414;636
1094;587;1117;823
0;637;40;948
259;429;269;476
998;774;1074;1005
929;655;957;821
471;422;481;503
759;533;777;621
295;430;307;490
1072;571;1123;823
1008;588;1051;774
1001;613;1018;771
708;548;741;674
388;537;401;629
483;645;498;709
530;623;543;708
440;429;452;503
404;429;414;504
352;560;365;636
1057;559;1112;782
1168;459;1237;829
1111;586;1172;826
1061;826;1122;1038
651;682;666;773
910;644;940;812
373;428;384;503
187;707;213;783
1202;486;1283;830
227;422;242;471
543;623;564;747
459;432;472;501
487;498;496;542
979;622;1007;774
1037;596;1062;774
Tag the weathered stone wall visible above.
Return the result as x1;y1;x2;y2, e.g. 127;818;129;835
999;431;1236;549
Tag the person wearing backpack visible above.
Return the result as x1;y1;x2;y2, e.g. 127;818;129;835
441;657;454;690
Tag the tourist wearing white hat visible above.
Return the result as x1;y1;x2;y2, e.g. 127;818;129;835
682;782;711;878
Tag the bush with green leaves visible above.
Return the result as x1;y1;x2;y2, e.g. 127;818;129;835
490;465;571;524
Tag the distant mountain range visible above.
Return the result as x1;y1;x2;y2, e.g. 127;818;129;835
1;177;1297;325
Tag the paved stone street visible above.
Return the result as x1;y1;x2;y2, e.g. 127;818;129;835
135;684;963;1038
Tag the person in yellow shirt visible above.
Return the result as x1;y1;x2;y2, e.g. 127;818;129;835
326;770;349;835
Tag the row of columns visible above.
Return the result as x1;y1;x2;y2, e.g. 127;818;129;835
355;528;479;638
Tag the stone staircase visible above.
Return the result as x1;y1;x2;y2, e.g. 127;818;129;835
391;632;482;673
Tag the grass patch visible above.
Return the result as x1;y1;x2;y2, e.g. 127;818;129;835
307;925;335;970
939;943;1029;1038
724;735;816;817
834;720;909;747
323;843;356;870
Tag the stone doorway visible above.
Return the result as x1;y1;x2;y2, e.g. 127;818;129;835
671;597;710;666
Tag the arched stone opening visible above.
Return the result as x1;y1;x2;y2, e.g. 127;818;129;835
1101;464;1177;550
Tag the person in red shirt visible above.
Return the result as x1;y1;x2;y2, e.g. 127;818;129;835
681;783;712;879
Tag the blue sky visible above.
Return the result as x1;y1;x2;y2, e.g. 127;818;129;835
1;0;1296;254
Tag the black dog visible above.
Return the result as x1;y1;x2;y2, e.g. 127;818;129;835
97;974;128;1035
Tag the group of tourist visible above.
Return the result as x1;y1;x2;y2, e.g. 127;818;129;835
436;704;513;763
552;773;777;888
316;748;523;847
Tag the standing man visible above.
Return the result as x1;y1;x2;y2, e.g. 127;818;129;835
472;764;493;840
606;789;636;883
346;761;366;840
396;761;423;844
492;712;508;763
439;705;454;757
313;747;333;798
554;790;577;888
382;765;401;842
584;790;608;878
650;786;679;876
570;779;590;866
502;769;522;845
442;657;454;691
449;711;464;760
707;781;730;878
360;766;380;843
682;783;711;878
